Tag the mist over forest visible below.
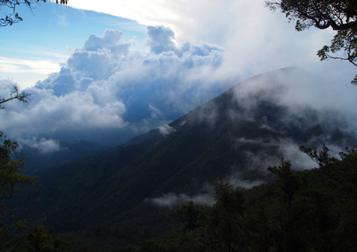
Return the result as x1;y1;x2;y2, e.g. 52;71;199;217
1;0;357;251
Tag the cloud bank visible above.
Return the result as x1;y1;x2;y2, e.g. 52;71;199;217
150;192;215;207
68;0;355;80
0;56;61;89
20;138;61;154
0;26;229;145
1;3;356;148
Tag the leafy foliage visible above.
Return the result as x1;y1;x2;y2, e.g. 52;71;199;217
266;0;357;66
27;226;63;252
0;119;33;252
125;147;357;252
0;0;68;26
0;86;29;109
0;87;31;200
0;87;34;251
0;131;31;199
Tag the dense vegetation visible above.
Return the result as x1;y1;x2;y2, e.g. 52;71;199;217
1;1;356;251
8;69;355;250
267;0;357;67
0;89;59;251
2;69;355;251
2;144;357;251
116;147;357;252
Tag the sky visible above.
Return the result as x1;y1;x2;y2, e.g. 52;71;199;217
65;0;356;75
1;0;357;150
1;1;356;87
1;0;355;88
0;2;146;87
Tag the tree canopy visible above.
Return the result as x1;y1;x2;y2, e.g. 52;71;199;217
120;147;357;252
0;0;68;26
266;0;357;67
0;88;31;203
0;86;29;109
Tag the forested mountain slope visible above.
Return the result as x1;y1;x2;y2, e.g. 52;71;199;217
12;68;356;248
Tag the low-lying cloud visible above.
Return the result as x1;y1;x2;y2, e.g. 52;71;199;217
19;137;61;154
158;124;176;136
229;68;357;137
150;192;215;207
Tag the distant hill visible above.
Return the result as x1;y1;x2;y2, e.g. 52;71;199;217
19;140;108;176
12;68;356;248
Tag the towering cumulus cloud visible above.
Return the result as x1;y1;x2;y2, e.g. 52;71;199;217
0;26;226;145
147;26;176;54
2;25;356;148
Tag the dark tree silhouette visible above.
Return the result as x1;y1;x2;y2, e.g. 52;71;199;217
0;0;68;26
0;88;31;201
268;160;300;252
0;89;34;251
0;86;29;109
0;131;31;200
266;0;357;67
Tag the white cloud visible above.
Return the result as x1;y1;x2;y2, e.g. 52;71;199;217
67;0;354;81
278;141;317;170
20;137;61;154
151;192;214;207
0;56;61;88
0;88;126;137
0;56;60;74
2;1;356;145
228;177;264;189
68;0;183;31
0;27;228;143
229;67;357;132
158;124;176;136
147;26;175;54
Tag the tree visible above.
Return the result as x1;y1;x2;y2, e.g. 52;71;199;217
268;160;299;209
0;1;66;251
0;90;31;221
266;0;357;67
27;226;63;252
0;86;29;109
300;144;338;167
0;87;31;200
206;182;246;252
0;86;32;252
0;0;66;219
268;160;300;252
0;123;33;252
0;0;63;199
128;148;357;252
0;132;31;199
176;202;203;233
0;0;68;27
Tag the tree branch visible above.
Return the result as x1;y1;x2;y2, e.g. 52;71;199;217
0;86;29;108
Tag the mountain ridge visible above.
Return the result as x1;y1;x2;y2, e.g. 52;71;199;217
12;67;356;247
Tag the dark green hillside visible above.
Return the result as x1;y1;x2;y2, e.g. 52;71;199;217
19;141;108;176
122;149;357;252
11;68;356;249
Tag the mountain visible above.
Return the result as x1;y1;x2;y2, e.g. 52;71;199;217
19;140;108;176
12;68;356;249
